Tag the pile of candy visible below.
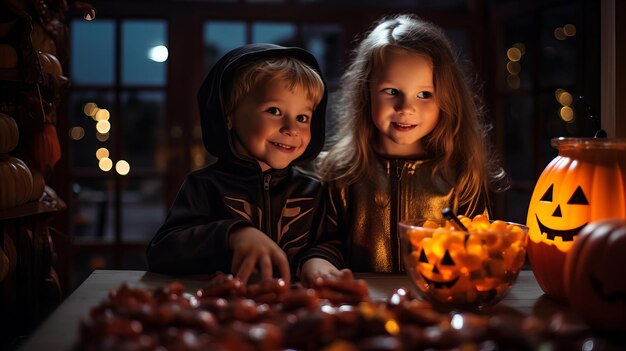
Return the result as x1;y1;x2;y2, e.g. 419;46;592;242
80;272;599;351
401;216;528;308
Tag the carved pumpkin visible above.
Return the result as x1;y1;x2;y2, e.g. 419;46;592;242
31;122;62;171
527;138;626;300
564;219;626;332
0;155;33;209
0;113;19;153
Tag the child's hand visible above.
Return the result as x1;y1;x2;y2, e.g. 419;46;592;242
300;258;350;287
229;226;290;285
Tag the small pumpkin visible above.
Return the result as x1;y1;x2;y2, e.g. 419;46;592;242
0;155;34;209
0;113;19;153
564;219;626;332
31;122;62;171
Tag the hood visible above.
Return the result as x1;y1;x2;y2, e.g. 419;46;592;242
197;43;327;167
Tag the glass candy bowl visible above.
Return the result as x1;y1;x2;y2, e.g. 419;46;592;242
399;217;529;310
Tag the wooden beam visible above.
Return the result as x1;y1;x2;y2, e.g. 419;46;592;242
601;0;625;137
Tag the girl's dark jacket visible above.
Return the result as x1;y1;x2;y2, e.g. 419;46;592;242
146;44;343;277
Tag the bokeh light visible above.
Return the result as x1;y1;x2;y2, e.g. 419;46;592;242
506;74;520;89
506;47;522;62
96;147;109;160
554;27;567;40
506;61;521;75
563;24;576;36
560;106;575;122
115;160;130;175
96;120;111;134
148;45;169;62
83;102;98;116
95;109;110;121
69;126;85;140
558;91;573;106
99;157;113;171
96;132;109;142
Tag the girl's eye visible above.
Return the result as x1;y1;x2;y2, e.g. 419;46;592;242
417;91;433;99
382;88;399;96
296;115;310;123
266;107;281;116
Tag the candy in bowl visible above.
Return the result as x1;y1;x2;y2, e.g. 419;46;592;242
399;215;528;309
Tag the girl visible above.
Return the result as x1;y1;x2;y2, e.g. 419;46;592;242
316;14;507;273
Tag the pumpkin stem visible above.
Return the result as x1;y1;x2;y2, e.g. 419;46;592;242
577;95;606;138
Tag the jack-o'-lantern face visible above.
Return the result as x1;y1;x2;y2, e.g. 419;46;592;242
526;138;626;301
415;248;460;289
529;183;589;252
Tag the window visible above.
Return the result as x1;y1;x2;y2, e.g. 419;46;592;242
68;19;168;284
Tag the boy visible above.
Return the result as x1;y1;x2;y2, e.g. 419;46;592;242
147;44;342;284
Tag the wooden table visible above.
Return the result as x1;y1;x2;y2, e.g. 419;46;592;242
12;270;580;350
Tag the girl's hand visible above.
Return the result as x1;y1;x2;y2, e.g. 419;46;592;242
300;258;349;287
229;226;290;285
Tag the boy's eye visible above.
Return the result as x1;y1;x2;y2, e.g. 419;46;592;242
266;107;281;116
296;115;310;123
382;88;398;96
417;91;433;99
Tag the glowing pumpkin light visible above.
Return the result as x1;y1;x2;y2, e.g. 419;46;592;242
526;138;626;301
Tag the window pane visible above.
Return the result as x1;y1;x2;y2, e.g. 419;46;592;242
122;178;166;243
302;24;343;84
72;178;114;239
503;16;534;90
70;20;115;85
122;20;168;86
71;178;165;243
69;91;115;169
252;22;296;45
204;21;246;72
120;91;166;171
540;4;577;87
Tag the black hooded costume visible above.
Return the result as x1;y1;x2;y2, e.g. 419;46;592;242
146;44;343;278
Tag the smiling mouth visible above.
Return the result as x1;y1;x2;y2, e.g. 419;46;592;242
271;142;296;152
419;272;459;289
535;214;587;241
392;122;416;131
590;275;626;303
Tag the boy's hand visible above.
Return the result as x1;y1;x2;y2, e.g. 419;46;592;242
229;226;290;285
300;257;350;287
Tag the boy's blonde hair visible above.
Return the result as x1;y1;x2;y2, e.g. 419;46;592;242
224;57;325;117
317;14;506;214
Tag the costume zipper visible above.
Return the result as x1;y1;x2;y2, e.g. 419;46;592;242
263;174;273;241
390;160;403;272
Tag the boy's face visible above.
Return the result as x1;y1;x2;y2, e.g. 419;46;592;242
228;76;315;171
369;48;440;158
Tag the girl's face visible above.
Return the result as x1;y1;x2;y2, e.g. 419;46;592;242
228;76;314;171
369;48;440;158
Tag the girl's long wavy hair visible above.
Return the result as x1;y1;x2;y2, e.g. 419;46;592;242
317;14;507;213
